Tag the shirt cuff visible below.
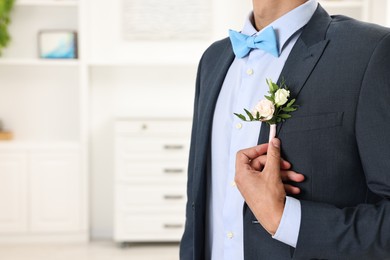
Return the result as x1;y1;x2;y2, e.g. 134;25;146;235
272;196;301;248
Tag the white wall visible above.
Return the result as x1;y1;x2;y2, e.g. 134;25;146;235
370;0;389;26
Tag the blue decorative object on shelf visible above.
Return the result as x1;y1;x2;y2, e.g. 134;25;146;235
38;30;78;59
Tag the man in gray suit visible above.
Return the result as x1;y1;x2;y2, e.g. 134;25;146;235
180;0;390;259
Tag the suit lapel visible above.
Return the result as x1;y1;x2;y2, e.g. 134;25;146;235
259;5;332;143
193;41;235;203
192;42;235;260
198;44;235;134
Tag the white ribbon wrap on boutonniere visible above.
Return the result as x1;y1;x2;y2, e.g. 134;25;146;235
234;79;298;142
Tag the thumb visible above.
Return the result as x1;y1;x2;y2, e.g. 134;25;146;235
264;138;281;174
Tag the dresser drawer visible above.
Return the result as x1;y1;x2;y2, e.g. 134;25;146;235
116;184;186;207
114;213;185;242
117;136;189;154
115;120;192;137
116;160;187;180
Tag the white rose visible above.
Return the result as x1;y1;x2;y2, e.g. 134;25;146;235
252;99;275;121
274;89;290;107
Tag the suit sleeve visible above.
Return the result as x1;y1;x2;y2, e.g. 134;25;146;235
179;55;203;260
293;33;390;259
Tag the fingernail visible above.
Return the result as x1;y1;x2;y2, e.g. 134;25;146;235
272;138;280;148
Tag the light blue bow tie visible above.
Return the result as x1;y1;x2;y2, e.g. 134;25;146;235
229;26;279;58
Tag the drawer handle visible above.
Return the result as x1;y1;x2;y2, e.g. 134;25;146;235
163;168;184;174
163;144;184;150
164;195;184;200
164;224;183;229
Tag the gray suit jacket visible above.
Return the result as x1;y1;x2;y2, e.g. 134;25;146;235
180;5;390;260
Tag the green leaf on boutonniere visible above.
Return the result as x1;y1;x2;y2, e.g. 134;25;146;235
282;106;297;112
267;79;279;93
244;109;254;121
286;98;296;107
278;114;292;119
234;113;247;121
256;112;260;120
265;95;274;102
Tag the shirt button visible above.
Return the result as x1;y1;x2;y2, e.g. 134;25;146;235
246;68;254;75
235;123;242;129
227;232;234;239
230;181;236;187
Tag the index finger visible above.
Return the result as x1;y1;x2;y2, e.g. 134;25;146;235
263;138;281;173
236;143;269;166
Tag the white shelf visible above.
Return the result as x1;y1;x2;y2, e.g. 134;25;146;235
319;0;363;8
87;52;202;66
88;59;199;67
0;58;79;66
87;41;208;67
0;141;80;150
15;0;78;7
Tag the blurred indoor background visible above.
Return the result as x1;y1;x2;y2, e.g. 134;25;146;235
0;0;389;259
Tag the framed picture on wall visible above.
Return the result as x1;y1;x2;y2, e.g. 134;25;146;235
122;0;211;40
38;30;78;59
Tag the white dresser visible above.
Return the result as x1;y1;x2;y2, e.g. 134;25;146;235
114;119;191;243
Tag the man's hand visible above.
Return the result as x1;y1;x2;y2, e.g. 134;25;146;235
247;142;304;195
235;139;303;235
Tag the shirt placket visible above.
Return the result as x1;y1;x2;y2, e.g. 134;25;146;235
222;54;260;260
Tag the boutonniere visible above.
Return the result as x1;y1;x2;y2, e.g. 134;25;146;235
234;79;298;141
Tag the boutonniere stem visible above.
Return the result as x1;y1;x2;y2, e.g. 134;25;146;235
269;124;277;142
234;79;298;142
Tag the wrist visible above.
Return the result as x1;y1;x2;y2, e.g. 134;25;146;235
255;196;285;235
268;202;285;235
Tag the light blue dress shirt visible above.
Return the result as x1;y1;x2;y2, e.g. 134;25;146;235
207;1;318;259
